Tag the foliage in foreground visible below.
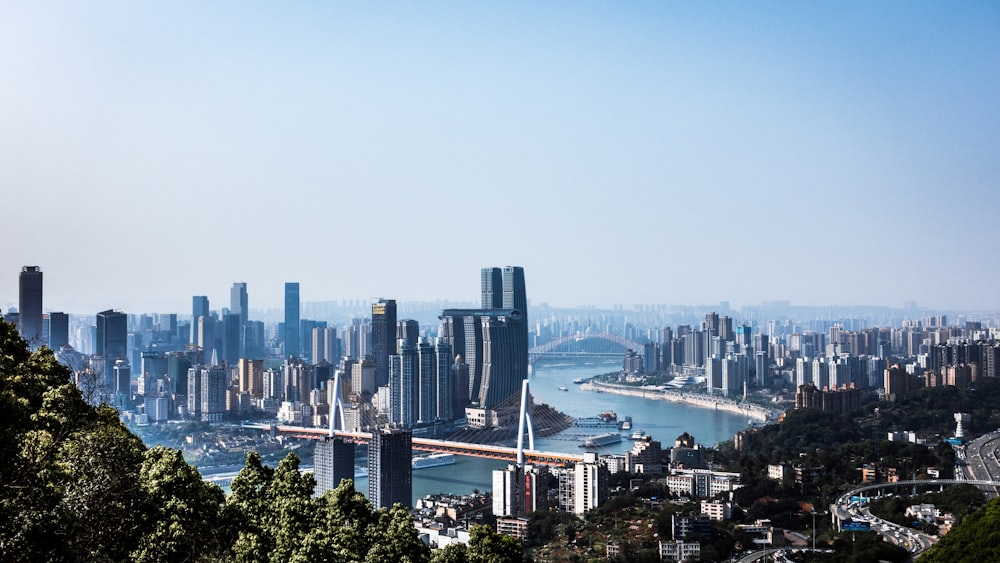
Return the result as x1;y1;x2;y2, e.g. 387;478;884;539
0;320;521;562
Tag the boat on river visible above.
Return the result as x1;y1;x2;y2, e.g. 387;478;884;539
580;432;622;448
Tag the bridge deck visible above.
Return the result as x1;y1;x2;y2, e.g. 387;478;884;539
255;424;585;465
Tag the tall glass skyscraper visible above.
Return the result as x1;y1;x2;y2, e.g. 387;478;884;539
18;266;43;346
481;267;503;309
96;309;128;361
371;299;397;388
438;265;528;409
284;282;300;358
230;282;248;326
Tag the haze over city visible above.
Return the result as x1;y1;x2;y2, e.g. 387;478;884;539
2;3;998;313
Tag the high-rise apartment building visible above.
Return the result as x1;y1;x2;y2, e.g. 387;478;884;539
238;358;264;399
314;437;354;495
284;283;300;358
96;309;128;361
389;342;418;426
368;426;412;509
396;319;419;352
417;340;437;424
371;299;397;388
18;266;43;345
434;339;453;421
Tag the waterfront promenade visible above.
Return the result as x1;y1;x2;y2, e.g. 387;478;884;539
580;381;782;423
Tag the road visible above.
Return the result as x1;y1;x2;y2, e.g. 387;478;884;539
961;431;1000;497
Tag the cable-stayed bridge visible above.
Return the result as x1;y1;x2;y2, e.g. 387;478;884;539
248;380;584;467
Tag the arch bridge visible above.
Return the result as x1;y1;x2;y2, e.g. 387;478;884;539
529;332;646;365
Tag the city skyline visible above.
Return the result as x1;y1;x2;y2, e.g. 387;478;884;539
2;3;999;312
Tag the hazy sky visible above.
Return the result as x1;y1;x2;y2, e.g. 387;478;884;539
2;2;998;314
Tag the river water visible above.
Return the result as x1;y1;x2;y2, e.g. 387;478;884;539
352;358;750;504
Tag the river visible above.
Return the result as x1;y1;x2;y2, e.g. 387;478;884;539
351;358;750;504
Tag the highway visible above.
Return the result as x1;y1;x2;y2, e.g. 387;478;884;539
960;431;1000;497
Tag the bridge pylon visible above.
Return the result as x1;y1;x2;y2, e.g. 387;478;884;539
328;369;347;436
516;378;535;467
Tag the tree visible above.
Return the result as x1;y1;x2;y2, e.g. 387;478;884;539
131;446;229;562
365;504;431;563
60;406;147;561
466;525;523;563
431;543;469;563
0;320;97;560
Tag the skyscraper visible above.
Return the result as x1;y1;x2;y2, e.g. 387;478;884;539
96;309;128;361
18;266;43;346
314;437;354;495
191;296;209;345
371;299;397;388
436;265;528;409
389;342;418;426
481;267;503;309
284;283;300;358
230;282;248;326
48;312;69;350
368;426;412;510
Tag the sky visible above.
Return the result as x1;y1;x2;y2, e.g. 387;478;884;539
2;2;999;314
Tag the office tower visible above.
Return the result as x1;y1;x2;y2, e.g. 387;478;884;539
141;350;167;380
96;309;128;361
351;356;376;397
396;319;419;352
501;266;527;313
478;312;528;407
371;299;397;388
284;283;300;358
314;437;354;495
434;339;453;421
191;296;209;345
221;313;240;366
438;314;483;401
368;426;412;510
18;266;43;345
417;340;436;424
196;315;217;360
481;267;503;309
48;312;69;350
111;359;131;410
230;282;248;326
436;266;528;409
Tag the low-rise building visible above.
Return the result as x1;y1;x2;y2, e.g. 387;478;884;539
660;540;701;562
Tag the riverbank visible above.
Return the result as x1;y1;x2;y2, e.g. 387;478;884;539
580;381;783;423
